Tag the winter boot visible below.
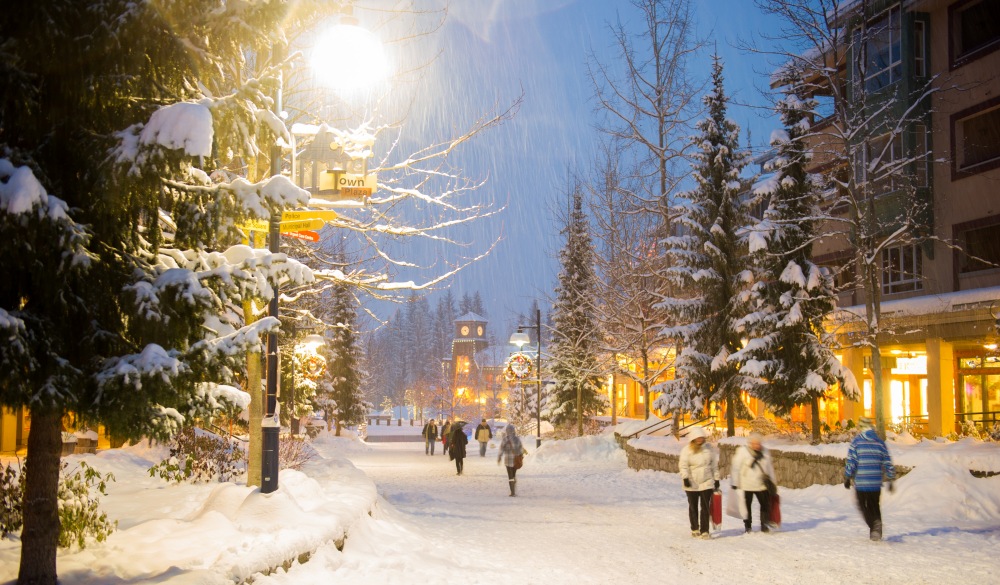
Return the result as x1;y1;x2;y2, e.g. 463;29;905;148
744;520;752;534
870;520;882;541
509;479;516;497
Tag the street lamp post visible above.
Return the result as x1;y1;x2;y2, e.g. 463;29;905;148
260;13;387;494
510;307;542;448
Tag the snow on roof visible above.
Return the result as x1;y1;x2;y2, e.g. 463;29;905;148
833;285;1000;321
455;312;487;323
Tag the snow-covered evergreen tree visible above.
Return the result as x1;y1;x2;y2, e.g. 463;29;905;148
321;277;368;436
548;182;607;436
0;1;321;581
653;56;752;436
733;78;859;440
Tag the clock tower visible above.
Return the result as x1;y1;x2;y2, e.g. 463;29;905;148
451;312;489;395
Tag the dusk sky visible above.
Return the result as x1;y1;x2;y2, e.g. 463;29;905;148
369;1;784;337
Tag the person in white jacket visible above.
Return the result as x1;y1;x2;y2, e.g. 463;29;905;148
679;426;720;539
730;432;776;533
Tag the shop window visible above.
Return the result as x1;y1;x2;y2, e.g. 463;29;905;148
881;243;923;294
956;219;1000;273
950;0;1000;67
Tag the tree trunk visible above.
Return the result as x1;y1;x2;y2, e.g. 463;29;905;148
245;305;263;488
18;409;62;585
335;417;342;437
726;395;735;437
811;395;822;443
577;384;583;437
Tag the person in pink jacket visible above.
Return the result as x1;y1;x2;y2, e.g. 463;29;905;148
679;426;720;539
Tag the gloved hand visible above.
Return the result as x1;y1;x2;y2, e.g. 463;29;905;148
888;481;895;493
714;480;720;490
844;478;851;489
683;478;691;488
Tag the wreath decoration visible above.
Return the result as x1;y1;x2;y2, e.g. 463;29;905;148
503;352;533;382
301;353;327;380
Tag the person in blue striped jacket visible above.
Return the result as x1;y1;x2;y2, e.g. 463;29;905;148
844;417;896;541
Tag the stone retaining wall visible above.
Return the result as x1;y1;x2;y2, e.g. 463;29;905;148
616;433;911;489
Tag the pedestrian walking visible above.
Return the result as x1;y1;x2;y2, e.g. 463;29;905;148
730;431;776;533
421;418;438;455
497;424;526;496
448;421;468;475
441;418;452;456
844;417;896;541
679;426;719;539
475;419;493;457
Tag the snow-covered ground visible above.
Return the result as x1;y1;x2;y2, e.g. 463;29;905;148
2;427;999;584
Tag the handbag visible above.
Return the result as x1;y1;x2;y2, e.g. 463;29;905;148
725;487;747;519
514;454;524;469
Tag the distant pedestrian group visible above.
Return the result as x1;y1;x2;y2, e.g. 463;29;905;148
680;418;895;542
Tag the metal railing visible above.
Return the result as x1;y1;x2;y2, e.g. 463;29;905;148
956;411;1000;430
623;415;714;440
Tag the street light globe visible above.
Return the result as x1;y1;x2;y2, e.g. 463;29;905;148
300;334;327;351
509;331;530;348
310;23;389;92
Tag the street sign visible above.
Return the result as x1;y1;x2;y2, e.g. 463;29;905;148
240;218;270;231
283;230;320;243
278;219;324;232
239;218;324;234
317;171;377;199
281;210;339;222
339;172;377;198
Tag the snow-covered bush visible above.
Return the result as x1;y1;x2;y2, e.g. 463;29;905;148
58;461;117;549
0;461;24;539
148;427;246;483
279;434;318;470
1;460;115;549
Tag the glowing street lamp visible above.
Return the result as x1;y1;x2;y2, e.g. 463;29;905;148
509;307;542;448
261;14;387;495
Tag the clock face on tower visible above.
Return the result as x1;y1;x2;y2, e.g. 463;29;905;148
460;325;469;336
477;325;484;336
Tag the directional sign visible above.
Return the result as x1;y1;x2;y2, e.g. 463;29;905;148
278;219;324;232
240;218;270;231
239;218;324;234
283;230;320;243
281;210;339;222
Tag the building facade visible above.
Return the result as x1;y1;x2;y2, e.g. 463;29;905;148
810;0;1000;436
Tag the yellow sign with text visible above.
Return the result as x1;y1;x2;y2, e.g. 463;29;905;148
278;219;324;232
281;210;339;222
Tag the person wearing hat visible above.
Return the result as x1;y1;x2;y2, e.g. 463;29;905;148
497;424;527;496
679;425;720;539
730;431;776;533
448;420;469;475
844;417;896;541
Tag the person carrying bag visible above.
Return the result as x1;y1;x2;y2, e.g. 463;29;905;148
730;432;776;533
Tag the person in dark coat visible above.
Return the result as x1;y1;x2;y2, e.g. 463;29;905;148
448;421;469;475
497;424;526;496
475;419;493;457
845;417;896;541
421;419;438;455
441;418;452;456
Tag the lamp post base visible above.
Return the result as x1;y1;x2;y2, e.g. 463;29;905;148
261;425;280;493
